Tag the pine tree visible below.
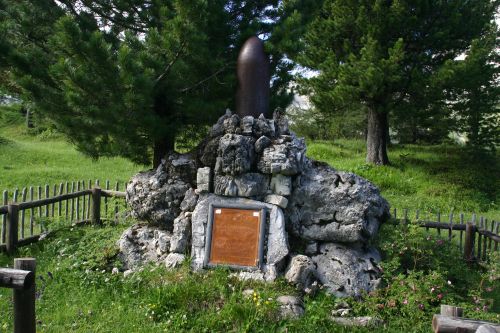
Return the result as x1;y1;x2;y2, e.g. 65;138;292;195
445;27;499;150
294;0;498;164
0;0;292;166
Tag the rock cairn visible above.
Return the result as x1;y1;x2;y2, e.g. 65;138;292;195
121;109;390;297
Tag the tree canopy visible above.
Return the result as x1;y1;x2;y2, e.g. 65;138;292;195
291;0;498;164
0;0;293;166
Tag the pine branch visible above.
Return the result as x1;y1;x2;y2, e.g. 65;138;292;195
154;41;187;86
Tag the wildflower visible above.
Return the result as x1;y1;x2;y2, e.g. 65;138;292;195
418;304;424;310
403;299;408;305
485;287;493;292
437;294;443;300
376;304;384;310
430;287;436;293
436;239;445;246
447;280;452;286
483;305;489;312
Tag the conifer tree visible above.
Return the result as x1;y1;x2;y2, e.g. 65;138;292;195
0;0;292;166
294;0;498;164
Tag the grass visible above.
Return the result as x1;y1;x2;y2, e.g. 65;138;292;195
307;139;499;219
0;106;499;331
0;219;498;332
0;107;143;191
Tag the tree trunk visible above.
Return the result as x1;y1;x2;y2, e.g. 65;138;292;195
153;135;174;168
366;108;390;165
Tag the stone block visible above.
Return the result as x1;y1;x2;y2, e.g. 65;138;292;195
270;174;292;196
196;167;212;192
265;194;288;209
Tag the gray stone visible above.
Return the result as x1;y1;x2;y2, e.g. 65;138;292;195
241;116;254;135
229;271;265;281
165;253;185;269
311;243;382;297
242;289;255;298
304;242;318;255
180;188;198;212
265;206;289;278
331;308;351;317
118;224;172;269
277;296;304;319
265;194;288;209
217;134;255;175
170;212;191;253
285;255;317;291
196;167;212;193
253;115;275;138
330;316;383;327
209;110;231;137
286;160;390;243
214;173;269;197
254;136;272;154
270;174;292;196
198;137;221;168
164;152;197;185
223;114;240;134
126;153;195;226
257;135;306;176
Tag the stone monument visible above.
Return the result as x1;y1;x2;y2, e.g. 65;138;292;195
120;36;390;298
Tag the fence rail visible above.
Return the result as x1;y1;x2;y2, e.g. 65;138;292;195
392;208;499;263
0;180;127;253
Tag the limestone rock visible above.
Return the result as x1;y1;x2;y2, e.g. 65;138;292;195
180;188;198;212
270;174;292;196
253;114;276;138
257;136;306;175
285;255;317;291
209;110;231;137
241;116;254;135
165;253;186;269
126;168;190;226
214;173;269;197
265;194;288;209
169;212;191;253
311;243;382;297
265;205;289;276
196;167;212;193
118;224;172;269
198;137;221;168
217;134;255;175
255;136;272;154
277;296;304;319
223;114;240;134
287;160;389;243
330;316;383;328
164;152;197;185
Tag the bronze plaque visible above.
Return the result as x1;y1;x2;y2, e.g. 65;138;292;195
205;205;265;269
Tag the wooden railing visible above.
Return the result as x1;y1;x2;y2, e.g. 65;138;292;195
392;208;499;263
0;181;126;253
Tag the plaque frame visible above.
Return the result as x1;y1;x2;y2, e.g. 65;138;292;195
204;203;267;271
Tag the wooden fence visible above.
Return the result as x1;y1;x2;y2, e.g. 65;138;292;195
392;208;499;263
0;258;36;333
0;180;126;253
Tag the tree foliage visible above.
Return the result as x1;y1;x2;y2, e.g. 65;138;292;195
290;0;498;163
0;0;292;165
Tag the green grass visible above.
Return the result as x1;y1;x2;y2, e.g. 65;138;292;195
0;220;498;332
0;109;143;191
307;139;499;219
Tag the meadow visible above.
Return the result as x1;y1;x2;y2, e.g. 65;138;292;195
0;106;499;332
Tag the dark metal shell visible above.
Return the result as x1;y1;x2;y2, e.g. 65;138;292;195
236;36;270;119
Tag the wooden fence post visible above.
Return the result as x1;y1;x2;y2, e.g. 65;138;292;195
464;222;475;263
7;204;19;254
13;258;36;333
91;187;101;225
